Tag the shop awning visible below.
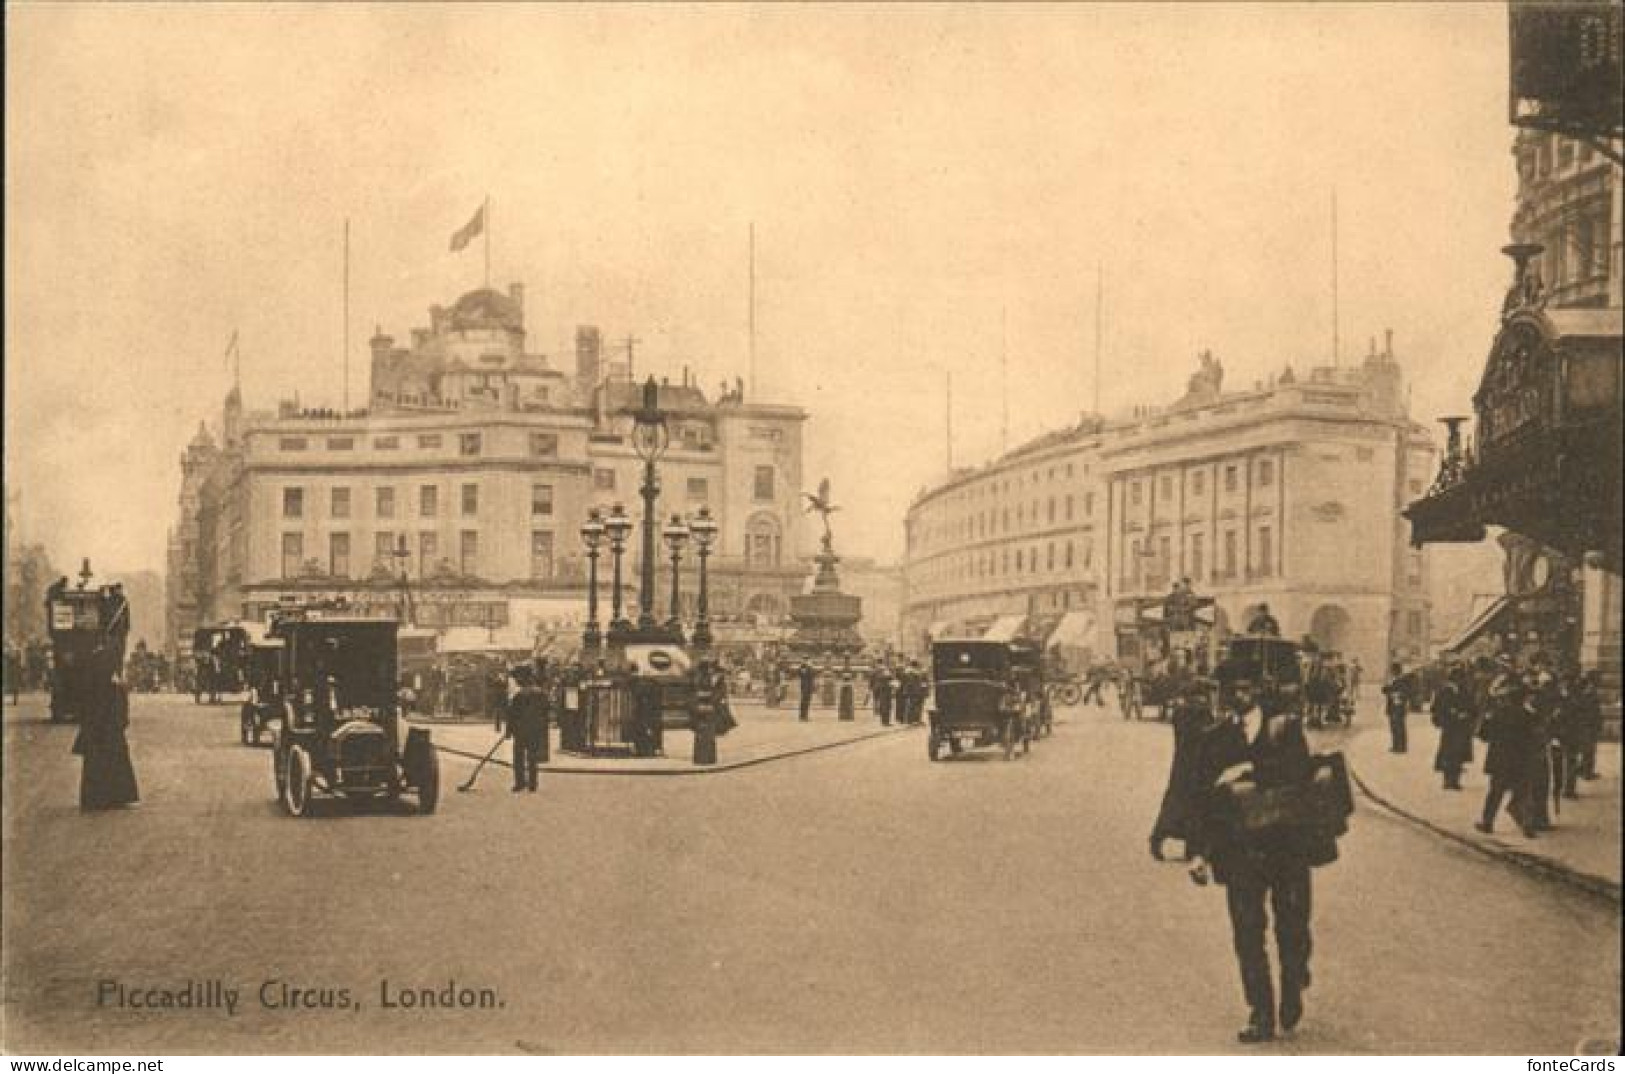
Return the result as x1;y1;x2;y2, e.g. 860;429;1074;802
1045;610;1099;651
982;615;1027;642
1439;595;1513;655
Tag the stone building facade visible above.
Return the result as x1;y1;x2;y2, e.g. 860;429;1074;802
903;342;1434;673
165;283;808;653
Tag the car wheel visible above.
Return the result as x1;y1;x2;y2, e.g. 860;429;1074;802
1060;684;1082;707
283;745;313;818
416;750;440;815
928;732;941;762
272;733;288;800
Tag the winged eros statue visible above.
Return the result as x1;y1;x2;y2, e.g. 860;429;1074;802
803;477;840;549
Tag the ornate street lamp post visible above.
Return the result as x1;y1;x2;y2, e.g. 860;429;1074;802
663;514;690;637
390;536;415;627
604;503;633;637
628;377;671;635
579;507;605;651
688;505;718;650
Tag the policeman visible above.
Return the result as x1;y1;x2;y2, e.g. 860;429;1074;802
1187;678;1338;1043
506;665;546;793
1381;663;1411;753
1247;604;1281;637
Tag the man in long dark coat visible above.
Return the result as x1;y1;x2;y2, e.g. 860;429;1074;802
1430;665;1476;790
796;661;816;722
1185;681;1338;1043
506;665;546;792
74;659;139;810
1381;663;1411;753
1523;658;1561;831
1150;680;1215;860
1476;656;1535;837
1562;670;1603;792
900;660;927;725
871;664;895;725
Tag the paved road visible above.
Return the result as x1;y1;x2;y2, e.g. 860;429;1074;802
3;692;1618;1054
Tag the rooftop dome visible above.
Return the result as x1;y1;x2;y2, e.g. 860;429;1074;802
449;287;523;332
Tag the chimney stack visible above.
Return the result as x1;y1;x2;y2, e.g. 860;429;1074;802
576;325;602;386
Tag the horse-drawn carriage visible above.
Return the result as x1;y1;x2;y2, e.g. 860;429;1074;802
926;640;1047;761
191;624;252;703
1115;583;1217;720
238;636;285;746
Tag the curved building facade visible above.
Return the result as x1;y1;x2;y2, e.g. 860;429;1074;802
903;344;1435;673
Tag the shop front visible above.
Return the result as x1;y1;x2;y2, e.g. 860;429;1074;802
1406;250;1622;726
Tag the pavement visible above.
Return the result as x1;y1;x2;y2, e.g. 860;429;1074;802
1322;705;1622;902
3;690;1619;1054
412;701;911;775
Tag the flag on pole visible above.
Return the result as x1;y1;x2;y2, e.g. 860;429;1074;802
449;202;486;252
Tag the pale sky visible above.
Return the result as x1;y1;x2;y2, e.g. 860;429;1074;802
6;2;1517;574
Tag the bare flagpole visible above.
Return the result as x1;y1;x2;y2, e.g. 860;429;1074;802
484;195;491;289
1000;305;1009;455
1094;263;1103;416
748;222;757;398
343;218;350;412
945;369;954;472
1331;187;1340;366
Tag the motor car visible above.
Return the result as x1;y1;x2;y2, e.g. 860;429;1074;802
927;640;1039;761
269;611;438;817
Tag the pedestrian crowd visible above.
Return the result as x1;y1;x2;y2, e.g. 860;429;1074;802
1381;652;1604;839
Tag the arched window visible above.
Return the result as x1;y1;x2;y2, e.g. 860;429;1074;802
744;512;783;568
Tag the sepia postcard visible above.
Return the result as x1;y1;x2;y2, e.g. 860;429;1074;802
3;1;1621;1059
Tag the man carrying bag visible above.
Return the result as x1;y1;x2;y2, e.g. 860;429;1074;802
1186;677;1349;1044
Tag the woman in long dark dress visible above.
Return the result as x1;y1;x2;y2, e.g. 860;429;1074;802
1150;682;1215;860
75;666;139;810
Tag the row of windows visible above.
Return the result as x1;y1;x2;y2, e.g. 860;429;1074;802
914;454;1280;553
279;529;559;581
1123;526;1274;587
282;483;559;521
912;538;1095;590
592;468;768;502
915;492;1096;551
1127;458;1273;509
276;431;561;457
1540;208;1613;290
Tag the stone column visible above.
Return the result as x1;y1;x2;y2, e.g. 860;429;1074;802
1580;557;1622;740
